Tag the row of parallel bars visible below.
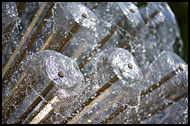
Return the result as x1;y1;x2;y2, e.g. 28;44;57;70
25;6;162;124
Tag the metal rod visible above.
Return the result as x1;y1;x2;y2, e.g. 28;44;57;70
100;66;185;124
2;2;47;78
67;88;113;124
2;6;81;123
79;16;126;69
133;93;187;124
79;9;160;70
61;76;119;124
40;11;164;123
29;96;59;124
2;4;183;124
56;23;81;52
2;3;55;89
16;82;54;124
119;9;160;49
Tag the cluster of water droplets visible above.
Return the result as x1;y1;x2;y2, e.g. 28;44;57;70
2;2;20;31
139;51;188;124
136;2;183;71
82;47;143;102
144;51;188;88
2;2;20;68
2;2;187;124
52;2;100;64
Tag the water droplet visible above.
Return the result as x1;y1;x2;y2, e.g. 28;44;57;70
88;119;91;123
112;103;118;108
106;22;111;28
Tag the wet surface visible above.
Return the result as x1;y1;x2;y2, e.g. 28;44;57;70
2;2;188;124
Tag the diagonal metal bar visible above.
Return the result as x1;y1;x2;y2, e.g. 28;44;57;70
133;93;187;124
15;82;54;124
2;2;47;78
79;16;126;69
38;11;160;123
22;10;127;124
61;76;119;124
100;66;185;124
2;3;55;89
3;21;82;125
55;23;81;52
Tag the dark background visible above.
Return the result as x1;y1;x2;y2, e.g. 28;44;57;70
168;2;188;63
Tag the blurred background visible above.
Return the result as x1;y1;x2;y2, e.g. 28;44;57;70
168;2;188;63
